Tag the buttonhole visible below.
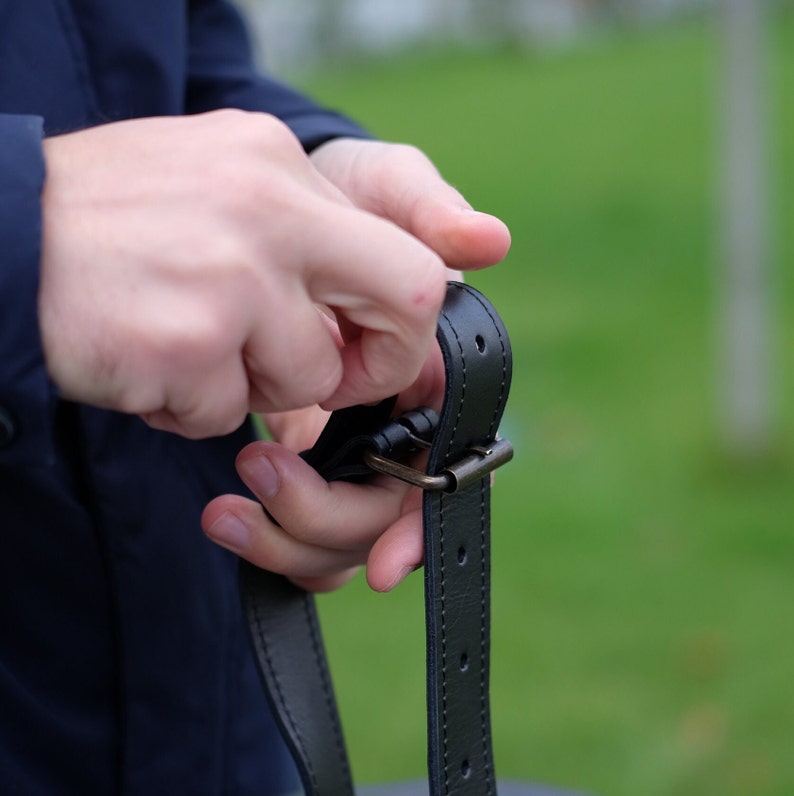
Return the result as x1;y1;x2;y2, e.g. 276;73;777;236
459;652;469;672
475;334;486;353
461;759;472;779
457;546;467;565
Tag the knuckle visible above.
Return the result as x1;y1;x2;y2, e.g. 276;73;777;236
130;307;238;392
186;404;248;440
402;250;447;321
150;309;222;363
396;143;432;170
286;500;360;552
252;534;309;578
203;108;302;174
365;143;434;195
251;355;342;413
164;374;249;440
303;354;344;404
206;107;249;128
207;108;293;144
242;111;302;155
248;328;343;411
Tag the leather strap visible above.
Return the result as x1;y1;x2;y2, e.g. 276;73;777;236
422;283;511;796
241;282;512;795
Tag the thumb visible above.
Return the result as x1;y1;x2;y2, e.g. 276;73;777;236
311;138;511;270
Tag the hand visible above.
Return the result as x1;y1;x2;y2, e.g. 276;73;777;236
38;111;451;438
202;137;511;592
202;346;446;593
309;137;510;273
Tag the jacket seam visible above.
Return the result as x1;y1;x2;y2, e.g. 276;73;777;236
51;0;102;125
69;404;127;796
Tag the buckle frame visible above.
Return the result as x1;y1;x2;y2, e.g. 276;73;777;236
363;437;514;494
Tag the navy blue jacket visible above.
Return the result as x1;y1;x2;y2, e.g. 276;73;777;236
0;2;368;793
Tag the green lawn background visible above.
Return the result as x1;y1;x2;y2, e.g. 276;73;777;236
293;12;793;796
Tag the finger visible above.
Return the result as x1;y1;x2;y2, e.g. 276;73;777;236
392;339;446;415
376;174;511;271
289;567;363;594
142;348;251;439
261;405;332;452
300;202;448;410
408;200;512;272
201;494;364;579
244;292;344;412
314;140;511;270
234;440;411;551
365;492;425;592
370;149;511;269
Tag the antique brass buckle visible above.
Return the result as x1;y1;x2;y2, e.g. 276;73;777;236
363;430;513;494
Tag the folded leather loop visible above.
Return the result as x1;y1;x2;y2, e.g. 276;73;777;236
241;282;513;796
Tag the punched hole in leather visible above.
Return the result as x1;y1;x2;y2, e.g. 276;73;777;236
241;283;591;796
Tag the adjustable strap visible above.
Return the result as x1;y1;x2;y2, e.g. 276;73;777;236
421;283;512;796
241;282;513;796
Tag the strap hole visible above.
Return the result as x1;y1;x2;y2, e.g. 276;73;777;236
461;759;472;779
475;334;486;353
460;652;469;671
457;546;467;565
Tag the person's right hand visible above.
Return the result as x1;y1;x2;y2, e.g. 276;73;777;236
38;110;448;438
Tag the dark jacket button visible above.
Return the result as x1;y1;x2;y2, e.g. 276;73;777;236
0;406;17;448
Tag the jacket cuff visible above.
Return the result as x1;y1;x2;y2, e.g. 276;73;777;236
285;110;374;154
0;114;56;467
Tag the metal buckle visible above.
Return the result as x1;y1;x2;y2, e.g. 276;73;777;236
363;437;514;494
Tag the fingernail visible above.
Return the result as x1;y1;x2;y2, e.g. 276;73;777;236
207;511;250;551
239;453;280;499
382;565;418;592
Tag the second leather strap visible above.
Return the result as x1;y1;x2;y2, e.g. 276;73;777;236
242;282;513;796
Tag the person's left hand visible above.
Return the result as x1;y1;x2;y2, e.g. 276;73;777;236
201;345;444;593
201;138;510;593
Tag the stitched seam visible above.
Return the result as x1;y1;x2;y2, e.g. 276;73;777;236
52;0;103;121
302;592;353;791
250;594;319;794
66;404;127;795
468;288;509;439
439;308;467;794
479;479;494;794
439;494;449;794
470;286;505;793
445;283;502;794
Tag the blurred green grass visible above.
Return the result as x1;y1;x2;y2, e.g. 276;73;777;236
296;12;794;796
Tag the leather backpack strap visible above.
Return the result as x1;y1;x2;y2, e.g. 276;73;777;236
241;282;513;796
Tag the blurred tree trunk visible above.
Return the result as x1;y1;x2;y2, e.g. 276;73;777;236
718;0;775;458
312;0;349;58
430;0;464;38
469;0;518;43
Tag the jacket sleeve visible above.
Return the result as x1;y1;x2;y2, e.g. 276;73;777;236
185;0;372;151
0;113;56;468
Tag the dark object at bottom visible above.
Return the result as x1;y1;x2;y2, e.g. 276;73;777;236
358;782;588;796
280;784;587;796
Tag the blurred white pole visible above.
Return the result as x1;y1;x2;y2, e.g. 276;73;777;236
718;0;774;458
